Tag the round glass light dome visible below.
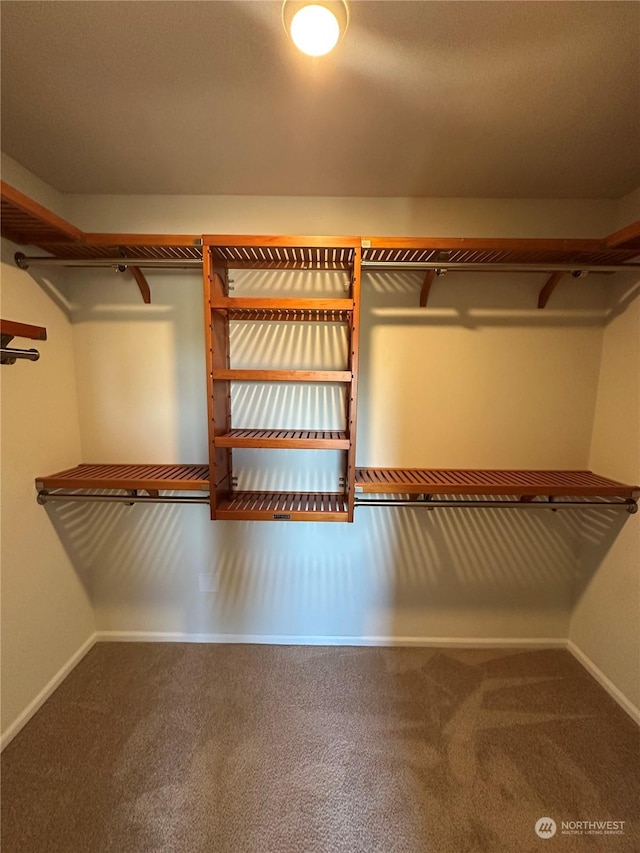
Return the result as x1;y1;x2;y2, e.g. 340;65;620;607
290;4;341;56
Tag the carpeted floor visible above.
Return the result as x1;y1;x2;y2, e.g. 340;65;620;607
1;644;638;852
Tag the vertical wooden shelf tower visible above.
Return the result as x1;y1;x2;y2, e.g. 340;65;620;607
202;236;361;522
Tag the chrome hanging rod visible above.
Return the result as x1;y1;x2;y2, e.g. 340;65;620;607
1;346;40;364
15;253;202;270
37;491;210;506
361;261;640;274
355;498;637;513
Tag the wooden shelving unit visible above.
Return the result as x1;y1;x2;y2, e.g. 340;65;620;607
5;181;637;520
203;236;361;522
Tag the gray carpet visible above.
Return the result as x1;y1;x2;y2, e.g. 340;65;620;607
1;644;638;852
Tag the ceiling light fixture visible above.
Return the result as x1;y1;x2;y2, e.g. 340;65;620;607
282;1;349;57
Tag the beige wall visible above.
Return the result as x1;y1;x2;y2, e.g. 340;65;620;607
0;240;95;742
65;192;617;239
570;278;640;711
54;199;615;646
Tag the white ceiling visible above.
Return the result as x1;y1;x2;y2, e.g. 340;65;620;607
1;1;639;199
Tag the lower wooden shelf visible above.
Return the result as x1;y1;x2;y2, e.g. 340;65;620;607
355;467;639;498
216;491;349;521
215;429;349;449
36;463;210;492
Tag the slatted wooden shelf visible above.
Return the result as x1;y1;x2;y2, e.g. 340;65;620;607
217;491;349;521
36;464;210;492
225;308;351;322
83;234;202;260
1;182;201;260
204;236;359;270
212;369;352;383
355;468;639;497
215;429;349;449
361;237;640;266
1;180;83;248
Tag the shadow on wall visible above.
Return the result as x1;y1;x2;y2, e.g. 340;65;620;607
374;503;629;610
42;496;629;639
43;497;192;608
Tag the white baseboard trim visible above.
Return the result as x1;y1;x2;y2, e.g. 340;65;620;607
3;631;636;752
567;640;640;726
1;632;97;752
95;630;567;649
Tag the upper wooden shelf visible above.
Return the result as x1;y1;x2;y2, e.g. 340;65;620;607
204;235;359;270
355;467;639;498
36;463;210;492
360;234;640;267
4;180;638;272
1;181;83;248
1;181;200;260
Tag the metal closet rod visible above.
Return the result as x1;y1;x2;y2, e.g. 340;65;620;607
15;253;202;270
361;261;640;273
355;498;638;513
15;254;640;274
1;347;40;363
36;493;637;513
37;491;210;506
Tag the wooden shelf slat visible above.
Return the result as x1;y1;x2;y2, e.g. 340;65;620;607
215;429;349;449
36;463;210;492
212;369;352;383
355;468;639;497
217;491;349;521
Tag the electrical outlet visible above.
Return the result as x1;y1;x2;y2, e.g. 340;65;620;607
199;571;218;593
